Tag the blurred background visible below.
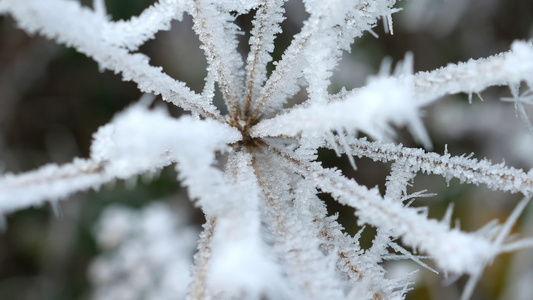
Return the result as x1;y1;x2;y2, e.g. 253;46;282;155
0;0;532;299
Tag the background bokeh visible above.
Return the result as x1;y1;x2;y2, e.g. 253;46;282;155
0;0;532;299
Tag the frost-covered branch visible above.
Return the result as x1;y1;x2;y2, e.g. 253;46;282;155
201;151;281;298
301;0;397;106
316;214;408;299
191;0;246;117
0;0;221;119
0;104;240;214
102;0;188;51
243;0;286;117
251;74;429;147
253;41;533;149
337;138;533;196
188;217;216;300
251;0;397;118
252;150;345;299
325;40;533;107
273;147;499;275
412;40;533;105
0;159;107;214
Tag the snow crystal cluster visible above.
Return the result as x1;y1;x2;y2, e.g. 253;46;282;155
0;0;533;299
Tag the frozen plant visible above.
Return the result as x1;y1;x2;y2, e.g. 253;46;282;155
1;0;533;299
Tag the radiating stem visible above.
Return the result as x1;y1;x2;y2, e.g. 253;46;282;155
187;217;216;300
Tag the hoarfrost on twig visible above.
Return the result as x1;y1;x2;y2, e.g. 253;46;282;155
0;0;532;299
